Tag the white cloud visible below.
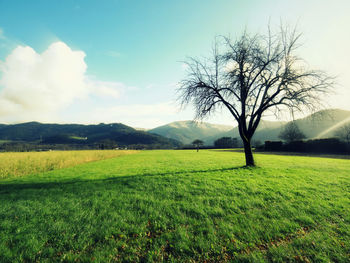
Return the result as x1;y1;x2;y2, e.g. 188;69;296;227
0;42;87;114
0;41;125;122
85;102;179;128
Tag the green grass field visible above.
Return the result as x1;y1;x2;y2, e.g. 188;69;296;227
0;150;349;262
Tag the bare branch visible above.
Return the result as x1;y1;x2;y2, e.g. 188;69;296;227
177;24;335;166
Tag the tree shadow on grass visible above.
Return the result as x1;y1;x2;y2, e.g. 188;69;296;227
0;165;253;194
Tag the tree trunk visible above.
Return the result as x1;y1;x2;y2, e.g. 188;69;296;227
243;139;255;166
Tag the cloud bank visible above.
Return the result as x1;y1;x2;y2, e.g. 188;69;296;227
0;41;122;122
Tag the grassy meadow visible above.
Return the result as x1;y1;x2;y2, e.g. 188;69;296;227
0;150;349;262
0;150;137;179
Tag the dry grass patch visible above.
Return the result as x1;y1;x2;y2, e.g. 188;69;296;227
0;150;138;179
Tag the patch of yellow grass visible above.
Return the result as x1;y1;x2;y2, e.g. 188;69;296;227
0;150;138;179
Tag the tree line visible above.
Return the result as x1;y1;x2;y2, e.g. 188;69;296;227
189;121;350;154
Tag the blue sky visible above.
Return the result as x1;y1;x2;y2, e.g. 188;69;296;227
0;0;349;128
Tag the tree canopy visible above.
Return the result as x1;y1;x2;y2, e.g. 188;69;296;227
214;137;238;148
192;139;204;152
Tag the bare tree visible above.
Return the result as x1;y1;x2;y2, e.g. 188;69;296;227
192;139;203;152
178;25;333;166
279;121;306;142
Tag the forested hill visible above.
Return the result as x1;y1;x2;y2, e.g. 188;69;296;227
148;121;233;145
148;109;350;145
0;122;181;148
1;109;349;148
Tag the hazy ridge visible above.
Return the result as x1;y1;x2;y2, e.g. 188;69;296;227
149;109;350;145
0;109;349;147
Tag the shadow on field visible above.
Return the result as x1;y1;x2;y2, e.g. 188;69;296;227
209;149;350;160
0;165;249;194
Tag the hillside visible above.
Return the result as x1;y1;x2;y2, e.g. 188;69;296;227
203;120;286;145
0;122;181;148
149;109;350;146
293;109;350;138
148;119;285;145
148;121;232;144
1;109;348;149
246;109;350;143
253;109;350;143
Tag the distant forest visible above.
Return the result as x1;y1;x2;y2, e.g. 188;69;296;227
0;122;181;151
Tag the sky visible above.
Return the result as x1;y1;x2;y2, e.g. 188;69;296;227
0;0;349;128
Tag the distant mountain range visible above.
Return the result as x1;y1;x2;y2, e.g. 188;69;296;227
1;109;349;149
149;109;350;145
0;122;181;148
148;121;232;144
